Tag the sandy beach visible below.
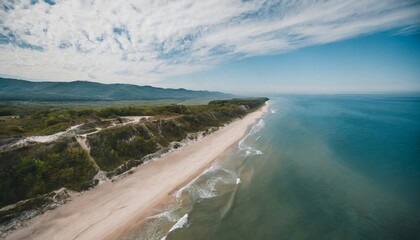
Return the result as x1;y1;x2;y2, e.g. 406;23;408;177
6;103;268;240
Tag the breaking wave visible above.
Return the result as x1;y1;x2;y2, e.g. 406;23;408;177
248;119;265;136
175;166;214;199
146;208;180;223
168;213;189;233
136;114;268;240
176;166;240;202
238;119;265;151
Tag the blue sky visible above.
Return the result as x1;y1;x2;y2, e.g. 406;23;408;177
162;31;420;93
0;0;419;93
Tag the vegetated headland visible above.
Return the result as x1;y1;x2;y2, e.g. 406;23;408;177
0;97;268;239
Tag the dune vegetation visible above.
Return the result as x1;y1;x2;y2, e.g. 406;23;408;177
0;98;268;215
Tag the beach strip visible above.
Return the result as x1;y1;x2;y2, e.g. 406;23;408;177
7;103;268;240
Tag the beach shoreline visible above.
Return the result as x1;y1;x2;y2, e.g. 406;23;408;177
6;103;269;240
111;136;239;240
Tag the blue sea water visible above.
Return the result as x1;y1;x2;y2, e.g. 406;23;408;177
128;95;420;240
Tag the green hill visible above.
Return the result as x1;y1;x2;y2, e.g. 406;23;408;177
0;77;234;102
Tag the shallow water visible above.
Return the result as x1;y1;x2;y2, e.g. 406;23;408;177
128;95;420;240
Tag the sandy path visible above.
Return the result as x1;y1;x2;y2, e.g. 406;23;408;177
7;104;268;240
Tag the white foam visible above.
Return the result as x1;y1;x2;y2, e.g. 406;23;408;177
255;150;263;155
244;148;263;157
238;119;265;151
146;208;179;222
220;168;239;180
175;166;214;199
249;119;265;136
168;213;188;233
189;170;237;200
255;136;261;141
238;137;246;151
236;178;241;184
198;176;224;199
174;162;243;208
196;185;218;199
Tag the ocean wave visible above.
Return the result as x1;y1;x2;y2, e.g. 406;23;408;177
175;166;214;199
193;175;231;200
194;182;218;199
146;208;180;222
244;148;263;157
176;172;220;201
160;213;189;240
245;150;252;157
238;119;265;151
249;119;265;136
128;116;269;240
168;213;189;233
176;166;240;203
220;167;239;179
133;206;191;240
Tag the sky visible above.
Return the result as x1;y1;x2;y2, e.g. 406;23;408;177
0;0;420;93
162;32;420;94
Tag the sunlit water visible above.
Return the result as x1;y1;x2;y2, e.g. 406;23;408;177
126;95;420;240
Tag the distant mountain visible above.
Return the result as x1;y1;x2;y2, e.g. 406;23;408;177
0;77;234;102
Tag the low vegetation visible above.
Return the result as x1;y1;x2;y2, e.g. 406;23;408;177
0;98;268;211
0;103;188;142
0;138;97;208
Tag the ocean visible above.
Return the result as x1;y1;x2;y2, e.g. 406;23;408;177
127;95;420;240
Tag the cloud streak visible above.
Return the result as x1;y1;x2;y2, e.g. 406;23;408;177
0;0;419;84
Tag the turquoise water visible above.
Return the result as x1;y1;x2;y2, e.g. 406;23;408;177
128;95;420;240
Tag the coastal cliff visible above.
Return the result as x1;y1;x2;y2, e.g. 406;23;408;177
0;98;268;238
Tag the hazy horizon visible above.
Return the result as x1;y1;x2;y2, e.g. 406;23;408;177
2;74;420;96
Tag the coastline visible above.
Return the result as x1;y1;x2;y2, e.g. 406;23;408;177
6;103;269;240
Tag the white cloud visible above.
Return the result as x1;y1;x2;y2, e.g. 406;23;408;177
0;0;419;84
